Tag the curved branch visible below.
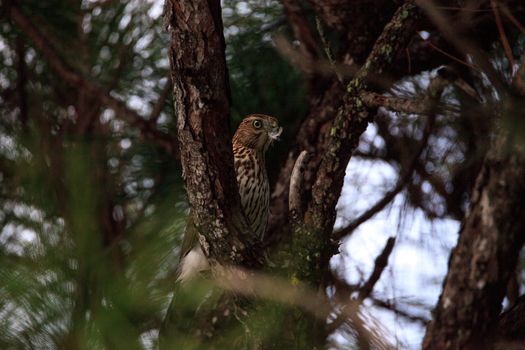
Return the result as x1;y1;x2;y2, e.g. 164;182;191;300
289;150;310;224
306;1;421;235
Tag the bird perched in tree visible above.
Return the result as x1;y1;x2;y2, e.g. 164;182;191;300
177;114;282;282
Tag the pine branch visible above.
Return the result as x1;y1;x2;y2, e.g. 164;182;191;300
6;2;177;155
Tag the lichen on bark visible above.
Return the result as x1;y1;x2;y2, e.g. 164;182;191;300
307;2;421;234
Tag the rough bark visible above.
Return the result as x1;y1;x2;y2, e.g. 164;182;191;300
265;4;424;347
162;0;525;347
164;0;256;267
268;1;423;245
161;2;268;348
267;80;343;244
307;2;421;232
267;0;525;241
494;295;525;348
423;129;525;349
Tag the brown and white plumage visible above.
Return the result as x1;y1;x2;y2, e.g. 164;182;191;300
178;114;281;282
233;114;281;239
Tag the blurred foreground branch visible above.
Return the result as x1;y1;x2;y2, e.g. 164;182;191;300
5;2;177;155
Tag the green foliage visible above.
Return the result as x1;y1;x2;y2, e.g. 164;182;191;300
223;0;307;180
1;0;524;348
0;1;180;348
0;0;306;348
224;0;306;122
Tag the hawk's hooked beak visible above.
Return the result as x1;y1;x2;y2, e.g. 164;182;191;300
268;121;282;141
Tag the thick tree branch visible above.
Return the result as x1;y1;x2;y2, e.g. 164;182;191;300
268;0;456;243
360;91;431;115
423;35;525;349
164;0;253;266
359;66;480;115
160;3;261;346
306;2;421;237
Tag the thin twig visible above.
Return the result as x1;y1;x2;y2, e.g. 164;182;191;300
419;34;480;72
434;6;491;13
500;4;525;35
416;0;504;92
405;48;412;75
371;297;429;325
328;237;397;333
148;79;171;123
316;16;344;83
333;112;436;240
358;237;396;300
491;0;515;76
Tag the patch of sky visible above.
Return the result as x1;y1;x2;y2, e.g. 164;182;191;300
333;124;459;349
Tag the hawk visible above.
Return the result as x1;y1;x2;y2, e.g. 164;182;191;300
177;114;282;282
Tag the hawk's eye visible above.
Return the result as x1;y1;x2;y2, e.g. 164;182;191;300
252;120;262;129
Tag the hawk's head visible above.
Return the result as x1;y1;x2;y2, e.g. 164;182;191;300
233;114;282;152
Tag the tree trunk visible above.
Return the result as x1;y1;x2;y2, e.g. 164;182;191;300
423;127;525;349
161;1;266;348
163;0;254;266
